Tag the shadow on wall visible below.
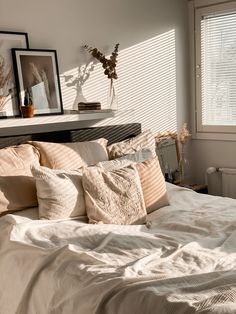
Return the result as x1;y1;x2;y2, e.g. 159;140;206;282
60;30;177;132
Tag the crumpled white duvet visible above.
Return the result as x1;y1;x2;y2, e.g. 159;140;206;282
0;183;236;314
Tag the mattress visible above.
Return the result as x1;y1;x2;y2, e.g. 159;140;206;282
0;183;236;314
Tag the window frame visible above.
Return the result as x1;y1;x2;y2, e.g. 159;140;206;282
190;0;236;140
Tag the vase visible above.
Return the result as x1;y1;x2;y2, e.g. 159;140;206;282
107;79;118;110
179;144;189;185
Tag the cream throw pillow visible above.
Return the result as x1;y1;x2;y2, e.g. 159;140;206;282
134;157;169;213
29;138;108;170
107;130;156;160
0;144;40;216
31;165;85;220
82;166;146;225
96;152;169;213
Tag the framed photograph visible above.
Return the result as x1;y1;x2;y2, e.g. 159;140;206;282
0;31;29;118
12;49;63;116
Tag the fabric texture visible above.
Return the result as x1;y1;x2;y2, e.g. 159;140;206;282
29;138;108;170
96;152;168;213
96;149;153;171
82;166;147;225
0;144;40;215
134;157;169;213
1;184;236;314
107;130;156;160
31;165;85;220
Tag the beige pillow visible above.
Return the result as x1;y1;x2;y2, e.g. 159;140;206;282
107;130;156;160
134;157;169;213
31;165;85;220
29;138;108;170
82;166;146;225
0;144;40;216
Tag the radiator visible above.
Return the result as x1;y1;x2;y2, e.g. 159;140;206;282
206;167;236;199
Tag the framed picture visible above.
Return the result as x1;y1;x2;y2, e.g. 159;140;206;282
0;31;29;118
12;49;63;116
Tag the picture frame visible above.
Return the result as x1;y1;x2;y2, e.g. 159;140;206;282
12;48;63;116
0;31;29;118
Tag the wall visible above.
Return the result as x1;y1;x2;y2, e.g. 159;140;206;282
0;0;189;134
190;140;236;184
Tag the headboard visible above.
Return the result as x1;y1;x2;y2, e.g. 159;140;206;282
0;123;142;148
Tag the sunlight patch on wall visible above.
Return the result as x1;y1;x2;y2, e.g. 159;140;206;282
61;29;177;132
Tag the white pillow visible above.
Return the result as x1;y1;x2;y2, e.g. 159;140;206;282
31;165;85;220
82;166;147;225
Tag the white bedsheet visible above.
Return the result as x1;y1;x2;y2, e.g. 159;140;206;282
0;183;236;314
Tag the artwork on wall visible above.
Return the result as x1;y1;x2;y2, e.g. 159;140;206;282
12;48;63;116
0;31;29;118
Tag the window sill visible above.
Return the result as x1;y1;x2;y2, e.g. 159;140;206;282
192;131;236;141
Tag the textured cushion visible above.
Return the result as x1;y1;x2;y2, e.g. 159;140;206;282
82;166;146;225
0;144;40;216
107;130;156;160
29;138;108;170
134;157;169;213
31;165;85;220
96;153;169;213
96;149;153;171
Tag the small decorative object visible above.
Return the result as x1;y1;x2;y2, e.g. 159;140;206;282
0;31;29;117
20;88;34;118
178;123;191;185
78;102;101;111
11;49;63;116
84;43;119;110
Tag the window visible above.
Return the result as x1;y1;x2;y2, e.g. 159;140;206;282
194;1;236;135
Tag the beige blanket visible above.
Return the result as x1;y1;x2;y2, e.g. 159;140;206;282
0;183;236;314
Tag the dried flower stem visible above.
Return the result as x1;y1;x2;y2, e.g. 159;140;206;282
179;123;191;144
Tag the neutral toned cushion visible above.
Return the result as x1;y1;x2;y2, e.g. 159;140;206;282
82;166;146;225
29;138;108;170
96;153;169;213
96;149;153;171
31;165;85;220
0;144;40;216
107;130;156;160
134;157;169;213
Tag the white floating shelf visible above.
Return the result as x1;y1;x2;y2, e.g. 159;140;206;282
0;111;116;137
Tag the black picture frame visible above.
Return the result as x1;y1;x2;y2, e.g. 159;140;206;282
12;48;63;116
0;31;29;118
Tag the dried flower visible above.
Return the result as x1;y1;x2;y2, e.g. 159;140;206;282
179;123;191;144
0;55;12;111
84;43;119;80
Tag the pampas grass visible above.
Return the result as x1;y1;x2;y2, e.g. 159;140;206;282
0;55;11;111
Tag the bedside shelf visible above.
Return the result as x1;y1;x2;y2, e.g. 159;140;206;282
0;111;115;136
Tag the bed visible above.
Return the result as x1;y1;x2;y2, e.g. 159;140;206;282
0;123;236;314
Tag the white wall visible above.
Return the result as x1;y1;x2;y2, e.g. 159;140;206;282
0;0;189;134
190;140;236;184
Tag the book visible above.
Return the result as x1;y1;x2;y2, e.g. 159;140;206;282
78;102;101;106
78;102;101;110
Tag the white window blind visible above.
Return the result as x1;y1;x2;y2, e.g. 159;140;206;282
201;12;236;126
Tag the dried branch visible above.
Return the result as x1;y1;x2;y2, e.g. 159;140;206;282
84;43;119;80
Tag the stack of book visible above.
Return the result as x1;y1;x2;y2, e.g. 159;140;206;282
78;102;101;112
